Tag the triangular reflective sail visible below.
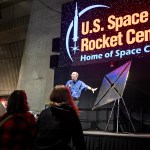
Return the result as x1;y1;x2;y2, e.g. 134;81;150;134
93;61;131;110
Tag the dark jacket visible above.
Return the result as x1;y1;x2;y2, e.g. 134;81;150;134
33;105;87;150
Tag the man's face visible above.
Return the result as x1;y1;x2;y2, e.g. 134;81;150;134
71;72;78;81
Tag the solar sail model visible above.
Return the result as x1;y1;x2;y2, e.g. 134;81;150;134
92;61;131;110
92;60;136;133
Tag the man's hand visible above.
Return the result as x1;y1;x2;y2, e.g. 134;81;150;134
91;88;98;93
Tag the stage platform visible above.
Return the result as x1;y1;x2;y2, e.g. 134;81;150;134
83;130;150;150
84;130;150;138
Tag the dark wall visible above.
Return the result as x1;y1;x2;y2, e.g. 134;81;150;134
54;57;150;132
54;57;150;109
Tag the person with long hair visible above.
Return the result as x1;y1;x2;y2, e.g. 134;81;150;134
33;85;87;150
0;90;36;150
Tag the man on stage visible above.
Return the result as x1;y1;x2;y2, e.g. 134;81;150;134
66;72;97;106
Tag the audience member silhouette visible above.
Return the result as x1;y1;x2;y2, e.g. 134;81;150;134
33;85;87;150
0;90;36;150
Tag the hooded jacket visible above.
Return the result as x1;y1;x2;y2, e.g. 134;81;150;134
33;104;87;150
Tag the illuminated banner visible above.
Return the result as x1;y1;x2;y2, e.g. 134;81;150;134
59;0;150;67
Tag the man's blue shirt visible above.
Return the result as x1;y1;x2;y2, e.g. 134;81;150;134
66;80;88;99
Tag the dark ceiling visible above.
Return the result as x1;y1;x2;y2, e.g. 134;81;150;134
0;0;29;8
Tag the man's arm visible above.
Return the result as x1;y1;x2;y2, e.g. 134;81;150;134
87;86;98;94
66;80;71;87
